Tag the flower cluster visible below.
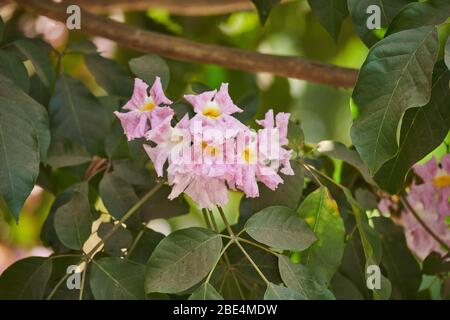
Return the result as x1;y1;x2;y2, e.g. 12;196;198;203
115;78;294;209
379;154;450;260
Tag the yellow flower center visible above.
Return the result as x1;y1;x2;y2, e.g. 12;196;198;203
242;147;255;164
140;97;155;112
433;174;450;188
201;141;217;156
202;101;222;119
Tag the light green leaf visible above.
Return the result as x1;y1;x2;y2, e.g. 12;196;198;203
374;64;450;193
245;206;316;251
99;172;141;222
0;49;29;92
297;187;345;285
343;189;392;299
264;283;305;300
0;97;39;219
49;75;108;155
145;227;222;294
446;37;450;70
189;283;224;300
14;38;54;88
278;256;336;299
0;257;52;300
351;26;439;174
85;54;133;97
129;54;170;89
308;0;349;41
54;191;93;250
387;0;450;35
347;0;413;47
251;0;281;25
317;140;375;185
90;257;146;300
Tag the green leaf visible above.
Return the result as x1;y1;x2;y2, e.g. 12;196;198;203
0;257;52;300
189;283;224;300
245;206;316;251
85;54;133;97
373;217;421;299
422;252;450;275
90;257;146;300
387;0;450;35
307;0;349;41
54;191;93;250
235;92;260;123
374;64;450;193
0;50;29;92
0;16;4;42
317;140;375;185
351;26;439;174
129;54;170;89
264;283;305;300
287;121;305;153
0;74;50;162
446;36;450;70
297;187;345;285
250;161;304;211
0;96;40;219
49;75;108;155
97;222;133;256
145;227;222;294
14;38;54;88
278;256;336;299
45;255;83;300
343;189;392;299
99;172;141;221
251;0;281;25
46;140;91;168
128;229;165;264
347;0;413;47
330;272;365;300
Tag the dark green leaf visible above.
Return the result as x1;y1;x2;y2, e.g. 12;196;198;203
129;54;170;89
307;0;349;41
85;54;133;97
145;227;222;294
287;121;305;153
189;283;224;300
343;189;392;299
351;26;439;174
373;217;421;299
90;257;146;300
387;0;450;35
45;255;83;300
317;140;375;185
0;16;4;42
0;49;29;92
423;252;450;275
54;191;93;250
112;159;153;186
97;222;133;256
347;0;413;47
99;172;140;221
374;64;450;193
278;256;335;299
0;74;50;161
245;206;316;251
0;257;52;300
14;38;54;88
330;272;364;300
49;75;108;155
264;283;305;300
0;96;39;219
46;140;91;168
250;161;304;211
297;187;345;285
251;0;281;25
235;92;260;123
127;228;165;264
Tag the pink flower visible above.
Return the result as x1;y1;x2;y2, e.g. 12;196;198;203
114;78;173;141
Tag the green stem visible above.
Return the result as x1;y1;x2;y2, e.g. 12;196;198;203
78;264;87;300
208;209;220;232
127;228;145;257
236;237;279;257
205;239;235;284
202;208;212;229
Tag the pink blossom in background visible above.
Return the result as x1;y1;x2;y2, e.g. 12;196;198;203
21;15;68;48
378;154;450;260
0;245;52;275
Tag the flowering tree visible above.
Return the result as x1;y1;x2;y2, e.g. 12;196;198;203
0;0;449;300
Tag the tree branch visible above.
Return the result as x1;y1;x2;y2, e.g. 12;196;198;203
13;0;358;88
69;0;262;16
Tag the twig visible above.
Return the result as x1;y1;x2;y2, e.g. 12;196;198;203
13;0;358;88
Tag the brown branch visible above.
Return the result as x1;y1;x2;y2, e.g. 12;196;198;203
69;0;261;16
13;0;358;88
